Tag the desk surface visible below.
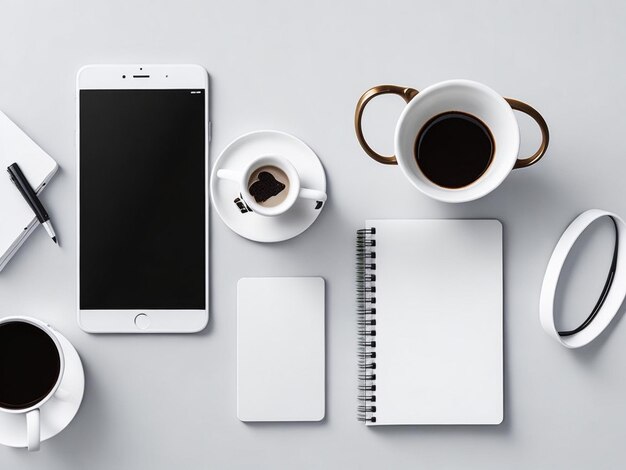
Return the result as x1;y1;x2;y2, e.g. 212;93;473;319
2;1;626;468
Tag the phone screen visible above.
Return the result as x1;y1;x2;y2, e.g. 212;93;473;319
79;89;206;310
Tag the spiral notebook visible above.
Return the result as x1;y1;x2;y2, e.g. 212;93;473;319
357;219;503;425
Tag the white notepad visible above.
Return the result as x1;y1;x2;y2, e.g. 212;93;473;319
357;219;503;425
0;110;58;271
237;277;325;422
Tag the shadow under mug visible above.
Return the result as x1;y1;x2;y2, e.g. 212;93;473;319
0;316;67;452
354;79;550;203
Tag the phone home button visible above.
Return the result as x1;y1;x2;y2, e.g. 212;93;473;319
134;314;150;330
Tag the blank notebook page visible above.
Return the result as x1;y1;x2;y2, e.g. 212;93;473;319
369;219;502;425
237;277;325;422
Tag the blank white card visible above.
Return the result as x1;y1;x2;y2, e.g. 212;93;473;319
237;277;325;422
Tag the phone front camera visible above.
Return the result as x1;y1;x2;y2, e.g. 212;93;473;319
122;75;126;79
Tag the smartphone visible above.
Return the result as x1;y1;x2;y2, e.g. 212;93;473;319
77;64;209;333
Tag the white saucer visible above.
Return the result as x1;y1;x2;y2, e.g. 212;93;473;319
210;130;327;243
0;331;85;448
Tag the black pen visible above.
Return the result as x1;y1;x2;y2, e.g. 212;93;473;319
7;162;57;244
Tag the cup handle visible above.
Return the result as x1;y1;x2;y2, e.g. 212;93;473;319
26;409;40;452
216;169;241;182
299;187;327;202
506;98;550;169
354;85;419;165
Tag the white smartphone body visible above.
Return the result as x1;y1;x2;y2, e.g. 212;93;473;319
77;64;209;333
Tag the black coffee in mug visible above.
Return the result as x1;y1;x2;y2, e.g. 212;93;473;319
414;111;495;189
0;321;61;410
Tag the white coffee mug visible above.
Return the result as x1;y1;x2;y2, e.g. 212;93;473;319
355;79;549;203
0;316;67;452
216;155;327;216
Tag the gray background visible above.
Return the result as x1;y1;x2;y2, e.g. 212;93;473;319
1;0;626;468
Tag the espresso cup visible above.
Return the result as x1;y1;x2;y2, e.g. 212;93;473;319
217;155;327;216
0;317;66;451
355;79;549;203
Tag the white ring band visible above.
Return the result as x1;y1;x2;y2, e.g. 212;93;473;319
539;209;626;348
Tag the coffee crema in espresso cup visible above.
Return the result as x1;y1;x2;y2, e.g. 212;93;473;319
247;165;290;208
355;79;549;203
217;155;327;217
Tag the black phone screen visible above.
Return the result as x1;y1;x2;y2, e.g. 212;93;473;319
79;89;206;310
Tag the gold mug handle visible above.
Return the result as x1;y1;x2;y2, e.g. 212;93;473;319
505;98;550;169
354;85;419;165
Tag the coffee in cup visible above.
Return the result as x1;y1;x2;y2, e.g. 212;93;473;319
0;321;61;411
415;111;495;189
247;165;290;207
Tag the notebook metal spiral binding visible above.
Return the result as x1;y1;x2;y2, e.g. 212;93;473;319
357;227;377;423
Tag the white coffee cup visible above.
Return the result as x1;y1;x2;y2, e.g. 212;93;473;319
355;79;549;203
217;155;327;216
0;316;68;452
